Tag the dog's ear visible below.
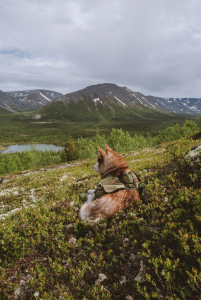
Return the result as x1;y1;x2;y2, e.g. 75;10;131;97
105;144;112;152
97;146;105;159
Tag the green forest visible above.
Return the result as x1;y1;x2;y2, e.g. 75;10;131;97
0;119;199;175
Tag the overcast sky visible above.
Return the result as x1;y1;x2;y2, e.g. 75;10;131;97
1;0;201;97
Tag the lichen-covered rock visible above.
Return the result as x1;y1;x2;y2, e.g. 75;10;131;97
185;143;201;163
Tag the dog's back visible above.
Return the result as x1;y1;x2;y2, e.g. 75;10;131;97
79;189;140;221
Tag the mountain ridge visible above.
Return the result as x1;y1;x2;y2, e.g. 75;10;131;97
52;83;157;109
0;83;201;115
0;89;63;113
51;83;201;114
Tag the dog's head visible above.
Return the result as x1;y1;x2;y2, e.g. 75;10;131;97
93;145;129;178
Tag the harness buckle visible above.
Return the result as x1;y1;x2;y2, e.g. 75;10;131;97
128;183;135;188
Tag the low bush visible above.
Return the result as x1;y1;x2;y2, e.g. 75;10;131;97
0;136;200;299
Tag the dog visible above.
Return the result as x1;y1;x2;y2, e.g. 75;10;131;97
78;145;140;221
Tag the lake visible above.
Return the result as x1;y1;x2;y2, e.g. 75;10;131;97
1;144;64;154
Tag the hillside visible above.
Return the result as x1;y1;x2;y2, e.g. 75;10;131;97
147;95;201;114
1;83;201;116
0;134;200;299
5;89;63;111
52;83;156;108
0;106;13;115
39;83;181;122
38;83;201;122
0;90;23;113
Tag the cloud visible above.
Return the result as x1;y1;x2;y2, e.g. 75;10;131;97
0;0;201;97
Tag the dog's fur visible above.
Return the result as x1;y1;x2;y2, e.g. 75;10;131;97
79;145;140;221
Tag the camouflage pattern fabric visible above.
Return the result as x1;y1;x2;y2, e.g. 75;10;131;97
95;171;143;199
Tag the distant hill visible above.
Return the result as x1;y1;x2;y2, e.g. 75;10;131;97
147;95;201;114
0;90;22;113
5;89;63;111
39;83;161;122
39;83;192;122
50;83;201;115
1;84;201;116
52;83;156;108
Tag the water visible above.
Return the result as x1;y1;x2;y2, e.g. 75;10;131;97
1;144;64;154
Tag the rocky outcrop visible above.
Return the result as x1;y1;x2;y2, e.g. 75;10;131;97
185;143;201;162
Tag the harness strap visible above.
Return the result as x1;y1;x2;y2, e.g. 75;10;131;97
95;171;143;199
108;180;120;185
127;172;134;184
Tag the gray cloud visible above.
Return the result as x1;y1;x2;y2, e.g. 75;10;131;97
0;0;201;97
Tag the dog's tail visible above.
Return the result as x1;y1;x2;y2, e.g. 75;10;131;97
79;190;140;221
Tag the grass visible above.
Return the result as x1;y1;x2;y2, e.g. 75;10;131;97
0;146;7;151
0;133;200;299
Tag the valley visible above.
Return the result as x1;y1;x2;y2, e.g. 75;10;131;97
0;82;200;176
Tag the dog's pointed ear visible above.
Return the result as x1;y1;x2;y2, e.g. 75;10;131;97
105;144;112;152
97;146;105;157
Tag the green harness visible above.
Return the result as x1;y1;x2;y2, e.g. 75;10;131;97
95;171;143;199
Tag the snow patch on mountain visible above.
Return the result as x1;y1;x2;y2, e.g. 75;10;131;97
93;98;100;104
114;96;126;106
40;93;51;102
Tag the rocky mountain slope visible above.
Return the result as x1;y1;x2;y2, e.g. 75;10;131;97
53;83;201;114
5;89;62;111
40;83;169;122
42;83;201;121
147;95;201;114
0;90;23;113
0;89;62;113
1;83;201;115
53;83;157;109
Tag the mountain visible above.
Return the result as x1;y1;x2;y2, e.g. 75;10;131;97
41;84;201;120
1;84;201;116
39;83;165;122
53;83;156;108
5;89;62;111
147;96;201;114
0;90;22;113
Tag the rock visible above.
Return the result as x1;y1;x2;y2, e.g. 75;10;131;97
185;144;201;163
69;236;77;246
123;238;129;243
95;273;107;285
134;260;146;283
129;253;136;261
120;276;126;284
34;291;40;297
0;177;10;184
164;196;168;203
13;274;32;299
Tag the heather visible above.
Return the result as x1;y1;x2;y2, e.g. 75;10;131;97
0;132;200;299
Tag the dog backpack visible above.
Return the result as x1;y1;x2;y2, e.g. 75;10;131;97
95;171;143;199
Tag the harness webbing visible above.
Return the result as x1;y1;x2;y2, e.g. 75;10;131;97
95;171;143;199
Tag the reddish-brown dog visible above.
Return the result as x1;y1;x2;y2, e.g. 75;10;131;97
79;145;140;221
